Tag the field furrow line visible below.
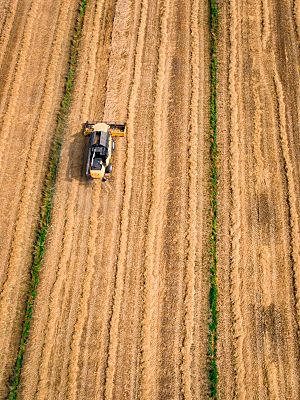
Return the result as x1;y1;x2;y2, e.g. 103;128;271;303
273;69;300;329
0;0;21;68
103;0;148;397
139;0;172;398
260;246;282;399
261;0;271;49
0;0;41;173
181;0;200;397
293;0;300;44
228;0;246;397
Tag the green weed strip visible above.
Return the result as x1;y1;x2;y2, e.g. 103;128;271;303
8;1;87;398
208;0;218;398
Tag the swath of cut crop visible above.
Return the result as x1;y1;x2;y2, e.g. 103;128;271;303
228;0;246;398
139;0;172;398
181;0;200;397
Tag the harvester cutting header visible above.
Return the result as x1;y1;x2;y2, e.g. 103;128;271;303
84;121;126;180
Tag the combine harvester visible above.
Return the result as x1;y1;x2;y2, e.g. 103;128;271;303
84;121;126;181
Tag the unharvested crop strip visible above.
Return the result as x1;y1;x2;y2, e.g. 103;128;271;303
7;1;87;398
208;0;218;398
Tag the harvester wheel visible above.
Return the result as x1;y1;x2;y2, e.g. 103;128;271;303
105;164;113;174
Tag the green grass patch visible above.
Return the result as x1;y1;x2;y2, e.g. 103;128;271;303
208;0;219;398
8;1;87;398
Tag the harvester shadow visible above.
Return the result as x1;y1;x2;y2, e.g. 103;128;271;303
66;129;90;185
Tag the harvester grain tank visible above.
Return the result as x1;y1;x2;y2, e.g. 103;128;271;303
84;121;126;180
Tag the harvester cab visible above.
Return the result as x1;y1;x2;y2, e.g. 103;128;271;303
84;121;126;180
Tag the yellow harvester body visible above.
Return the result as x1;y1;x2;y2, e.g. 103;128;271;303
84;122;126;180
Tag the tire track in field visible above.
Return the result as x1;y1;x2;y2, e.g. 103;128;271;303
103;0;148;397
261;0;271;49
250;75;279;398
228;0;246;397
181;0;201;397
139;1;172;398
